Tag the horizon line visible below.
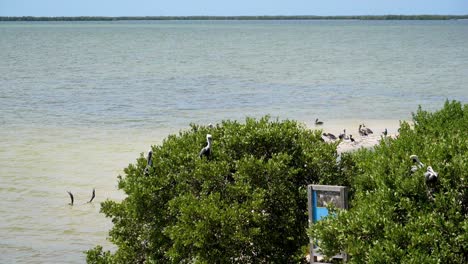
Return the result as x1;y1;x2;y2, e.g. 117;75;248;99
2;14;468;21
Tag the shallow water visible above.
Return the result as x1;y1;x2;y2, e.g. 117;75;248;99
1;20;467;263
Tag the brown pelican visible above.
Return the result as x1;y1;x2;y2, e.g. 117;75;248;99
322;133;337;140
382;128;388;136
67;191;74;206
424;166;438;184
362;124;373;134
144;149;153;176
410;155;425;173
358;125;368;136
88;188;95;203
199;134;212;158
315;118;323;125
349;134;355;142
338;129;348;140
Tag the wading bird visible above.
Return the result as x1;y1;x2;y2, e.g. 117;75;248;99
88;188;95;203
67;191;74;206
199;134;212;158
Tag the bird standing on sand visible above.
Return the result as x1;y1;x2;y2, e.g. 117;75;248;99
322;133;337;140
363;124;373;134
67;191;74;206
338;129;347;140
349;134;355;142
144;149;153;176
358;124;368;136
315;118;323;125
382;128;388;137
88;188;95;203
199;134;212;158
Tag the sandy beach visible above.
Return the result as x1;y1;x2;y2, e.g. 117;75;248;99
304;119;403;153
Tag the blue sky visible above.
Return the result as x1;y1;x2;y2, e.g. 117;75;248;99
1;0;467;16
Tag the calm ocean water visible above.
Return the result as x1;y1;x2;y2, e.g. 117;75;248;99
1;20;467;263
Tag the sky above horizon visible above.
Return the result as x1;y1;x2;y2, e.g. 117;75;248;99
0;0;467;17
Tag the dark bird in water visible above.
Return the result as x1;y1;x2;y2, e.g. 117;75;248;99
358;124;368;136
322;133;337;140
410;154;425;173
144;149;153;176
67;191;74;206
88;188;95;203
199;134;212;158
382;128;388;136
315;118;324;125
349;134;355;142
424;166;438;184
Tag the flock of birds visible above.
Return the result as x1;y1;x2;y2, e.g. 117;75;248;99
66;188;95;206
71;121;438;205
315;118;387;143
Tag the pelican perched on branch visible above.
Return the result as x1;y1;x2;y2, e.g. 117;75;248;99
199;134;212;158
410;154;425;173
144;149;153;176
424;166;438;184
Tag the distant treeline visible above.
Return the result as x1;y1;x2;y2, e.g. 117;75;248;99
1;15;468;21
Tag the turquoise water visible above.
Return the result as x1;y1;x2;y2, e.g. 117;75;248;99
1;20;467;263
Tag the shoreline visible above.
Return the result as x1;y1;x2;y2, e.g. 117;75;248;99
303;119;403;153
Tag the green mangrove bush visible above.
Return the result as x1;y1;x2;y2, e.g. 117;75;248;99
310;101;468;263
87;116;343;263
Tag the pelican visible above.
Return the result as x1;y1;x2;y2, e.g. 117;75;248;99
199;134;212;158
349;134;355;142
315;118;323;125
144;149;153;176
358;125;368;136
67;191;74;206
338;129;347;140
88;188;95;203
362;124;373;134
322;133;337;140
424;166;438;184
410;154;425;173
382;128;388;137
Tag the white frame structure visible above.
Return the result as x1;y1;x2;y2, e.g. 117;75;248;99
307;185;348;264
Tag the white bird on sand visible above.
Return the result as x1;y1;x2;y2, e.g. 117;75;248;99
199;134;212;158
